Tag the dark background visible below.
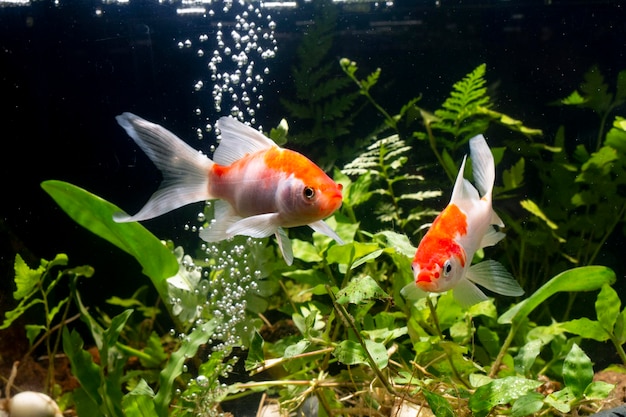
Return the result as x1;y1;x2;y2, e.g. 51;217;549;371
1;0;624;307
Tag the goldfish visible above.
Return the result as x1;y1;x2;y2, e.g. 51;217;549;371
114;113;344;265
402;134;523;307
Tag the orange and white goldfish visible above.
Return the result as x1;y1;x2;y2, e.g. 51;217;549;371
402;134;523;307
114;113;344;265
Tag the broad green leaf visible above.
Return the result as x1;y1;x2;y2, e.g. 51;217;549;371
469;376;542;416
423;389;455;417
62;328;103;406
284;339;310;358
333;339;388;369
584;381;615;399
514;339;542;376
499;266;616;325
560;318;608;341
335;275;388;305
375;230;416;258
511;392;545;417
292;239;323;263
41;180;178;304
326;242;379;267
544;387;575;413
563;343;593;398
25;324;46;346
605;117;626;154
502;157;525;190
13;253;46;300
122;380;156;417
244;331;265;371
596;284;620;333
477;326;501;358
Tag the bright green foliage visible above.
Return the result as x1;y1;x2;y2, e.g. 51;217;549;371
41;180;178;305
433;63;492;146
1;252;94;393
23;63;626;417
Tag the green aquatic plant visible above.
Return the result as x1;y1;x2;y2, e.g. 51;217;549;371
280;0;360;166
18;64;626;417
0;252;93;394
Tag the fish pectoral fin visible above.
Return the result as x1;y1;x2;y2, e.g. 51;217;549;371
479;227;506;249
275;227;294;266
308;220;344;244
466;260;524;297
453;279;488;308
199;201;242;242
226;213;280;238
400;283;427;302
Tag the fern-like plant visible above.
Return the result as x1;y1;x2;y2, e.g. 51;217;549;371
342;134;441;234
280;0;360;166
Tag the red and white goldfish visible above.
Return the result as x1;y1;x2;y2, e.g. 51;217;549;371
402;135;523;307
114;113;344;265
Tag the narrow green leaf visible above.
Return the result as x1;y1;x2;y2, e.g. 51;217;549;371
499;266;616;325
563;343;593;398
25;324;46;346
153;322;215;417
520;199;558;230
41;180;178;304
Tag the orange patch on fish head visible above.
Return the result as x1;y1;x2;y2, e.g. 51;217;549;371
266;148;343;222
411;204;468;293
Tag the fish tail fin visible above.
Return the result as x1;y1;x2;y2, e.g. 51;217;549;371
114;113;214;222
469;134;494;198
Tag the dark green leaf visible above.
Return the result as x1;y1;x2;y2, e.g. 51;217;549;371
423;389;455;417
41;180;178;304
563;343;593;398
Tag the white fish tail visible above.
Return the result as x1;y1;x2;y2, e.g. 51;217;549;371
469;134;494;198
114;113;214;222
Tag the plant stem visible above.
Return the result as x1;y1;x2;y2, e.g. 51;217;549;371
326;285;397;396
489;323;518;378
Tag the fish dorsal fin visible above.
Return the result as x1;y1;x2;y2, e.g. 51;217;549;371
469;135;494;198
214;117;277;165
450;156;480;205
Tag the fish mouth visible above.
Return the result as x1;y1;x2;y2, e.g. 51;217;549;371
416;271;432;284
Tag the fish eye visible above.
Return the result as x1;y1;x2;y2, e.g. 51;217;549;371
303;186;315;200
443;260;453;276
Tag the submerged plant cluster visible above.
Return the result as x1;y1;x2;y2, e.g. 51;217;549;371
2;46;626;417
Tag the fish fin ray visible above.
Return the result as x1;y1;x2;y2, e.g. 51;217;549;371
401;283;427;302
114;113;213;222
453;279;488;308
308;220;344;244
469;135;494;198
450;156;480;205
275;227;294;265
226;213;280;238
214;117;276;165
479;227;506;249
491;210;505;227
466;260;524;296
199;201;242;242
